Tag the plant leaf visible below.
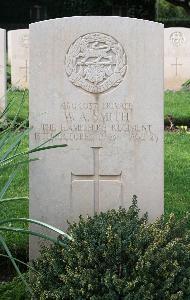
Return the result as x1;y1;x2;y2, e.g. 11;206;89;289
0;234;34;297
0;227;69;246
0;196;28;204
0;218;73;241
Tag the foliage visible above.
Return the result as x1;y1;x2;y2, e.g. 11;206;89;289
7;89;29;124
1;132;189;259
165;0;190;14
32;197;190;299
0;274;30;300
0;92;70;296
157;0;189;20
0;135;28;255
182;79;190;91
0;90;189;282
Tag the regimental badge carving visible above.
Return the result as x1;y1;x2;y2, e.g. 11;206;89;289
170;32;185;47
65;33;127;93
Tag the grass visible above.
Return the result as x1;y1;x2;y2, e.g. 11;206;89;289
0;133;189;257
0;273;29;299
165;132;190;218
0;136;29;257
0;90;190;258
164;90;190;126
0;90;190;297
7;90;29;123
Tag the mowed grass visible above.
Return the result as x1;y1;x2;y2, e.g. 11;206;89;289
0;136;29;257
165;132;190;218
0;90;190;254
164;90;190;126
7;89;29;123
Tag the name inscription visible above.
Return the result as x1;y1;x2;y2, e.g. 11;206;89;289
33;101;158;144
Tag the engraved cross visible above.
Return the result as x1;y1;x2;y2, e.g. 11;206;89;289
20;60;28;81
171;58;182;76
71;147;122;213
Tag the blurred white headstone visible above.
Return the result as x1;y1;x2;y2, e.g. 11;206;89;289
10;29;29;89
7;31;12;65
0;29;6;113
165;27;190;90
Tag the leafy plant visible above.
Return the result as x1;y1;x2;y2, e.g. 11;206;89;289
182;79;190;91
0;273;30;300
32;197;190;300
0;91;72;297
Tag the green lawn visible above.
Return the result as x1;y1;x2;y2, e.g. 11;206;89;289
0;90;190;256
0;133;189;256
0;137;28;257
164;91;190;126
165;132;190;218
7;89;29;123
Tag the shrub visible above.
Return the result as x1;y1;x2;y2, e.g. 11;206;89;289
32;197;190;300
0;274;30;300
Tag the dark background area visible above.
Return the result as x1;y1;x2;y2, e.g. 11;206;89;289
0;0;190;30
0;0;156;30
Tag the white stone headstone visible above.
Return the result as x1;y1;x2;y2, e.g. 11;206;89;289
7;31;12;65
164;27;190;90
29;17;164;259
0;29;6;113
10;29;29;89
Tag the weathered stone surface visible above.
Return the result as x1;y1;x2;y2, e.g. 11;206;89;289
10;29;29;89
7;31;12;65
29;17;164;259
164;27;190;90
0;29;6;112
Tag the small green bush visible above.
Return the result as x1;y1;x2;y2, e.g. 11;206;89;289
0;274;30;300
32;198;190;300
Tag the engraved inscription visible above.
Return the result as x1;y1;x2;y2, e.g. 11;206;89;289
170;32;185;47
33;100;158;144
71;147;122;213
65;33;127;93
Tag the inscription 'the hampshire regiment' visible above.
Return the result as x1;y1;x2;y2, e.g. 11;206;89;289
65;33;127;93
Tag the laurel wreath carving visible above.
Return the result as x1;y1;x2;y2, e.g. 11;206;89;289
65;33;127;93
170;32;185;47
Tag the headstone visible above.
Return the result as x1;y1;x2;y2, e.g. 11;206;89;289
164;27;190;90
7;31;12;65
10;29;29;89
0;29;6;113
29;17;164;259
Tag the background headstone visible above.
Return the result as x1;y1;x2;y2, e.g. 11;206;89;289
0;29;6;113
164;27;190;90
7;31;12;65
10;29;29;89
30;17;164;259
